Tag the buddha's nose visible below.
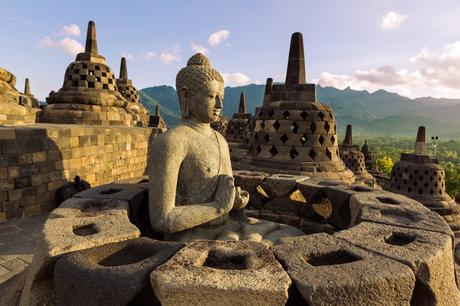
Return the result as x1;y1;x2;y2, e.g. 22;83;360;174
214;96;222;109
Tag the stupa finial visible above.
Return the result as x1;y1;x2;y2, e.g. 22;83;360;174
343;124;353;146
414;126;426;155
155;105;160;116
85;21;98;55
263;78;273;107
238;92;246;113
24;78;31;95
119;57;128;80
285;32;306;85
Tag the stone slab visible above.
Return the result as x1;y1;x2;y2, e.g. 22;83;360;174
335;222;460;305
151;240;291;306
273;233;415;305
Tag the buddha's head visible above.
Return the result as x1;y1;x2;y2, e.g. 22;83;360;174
176;53;224;123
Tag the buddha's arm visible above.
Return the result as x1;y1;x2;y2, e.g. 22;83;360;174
149;134;233;233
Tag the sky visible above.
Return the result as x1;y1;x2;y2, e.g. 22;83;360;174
2;0;460;100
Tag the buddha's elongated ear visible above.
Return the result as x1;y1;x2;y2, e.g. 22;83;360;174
179;85;190;118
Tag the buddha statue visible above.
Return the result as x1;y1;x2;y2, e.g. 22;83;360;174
149;53;304;245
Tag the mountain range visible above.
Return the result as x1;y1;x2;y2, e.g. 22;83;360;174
140;84;460;138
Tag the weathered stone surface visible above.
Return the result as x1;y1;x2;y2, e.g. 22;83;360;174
20;204;139;306
349;191;453;236
51;197;129;218
335;222;460;305
0;269;28;306
54;237;184;306
151;240;291;306
273;233;416;306
263;173;309;197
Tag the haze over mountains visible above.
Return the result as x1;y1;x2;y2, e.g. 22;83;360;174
140;84;460;138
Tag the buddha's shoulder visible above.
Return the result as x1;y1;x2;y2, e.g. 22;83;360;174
153;126;193;147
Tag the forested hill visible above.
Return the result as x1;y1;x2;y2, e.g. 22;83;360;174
140;84;460;137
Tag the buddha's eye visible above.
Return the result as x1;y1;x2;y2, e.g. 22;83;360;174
208;94;214;99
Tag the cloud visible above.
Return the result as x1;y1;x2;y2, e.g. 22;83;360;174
208;30;230;47
37;36;83;56
144;51;156;62
222;72;251;86
190;42;209;55
121;52;134;60
161;47;181;64
315;40;460;98
380;11;408;31
59;24;80;37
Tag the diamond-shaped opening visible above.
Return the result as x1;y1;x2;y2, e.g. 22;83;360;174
300;134;308;145
290;122;299;133
280;134;289;144
330;135;335;144
260;121;265;129
300;110;308;120
269;146;278;156
324;121;330;133
318;135;325;145
325;148;332;160
273;120;280;131
268;109;275;118
310;123;316;133
290;148;299;159
264;133;271;143
318;111;325;120
256;145;262;154
283;111;290;119
254;133;259;141
308;149;317;160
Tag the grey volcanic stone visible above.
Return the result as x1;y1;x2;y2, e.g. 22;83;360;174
54;237;184;306
335;222;460;305
349;191;453;237
273;233;416;306
151;240;291;306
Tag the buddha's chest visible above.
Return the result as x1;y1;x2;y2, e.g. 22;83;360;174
181;138;227;178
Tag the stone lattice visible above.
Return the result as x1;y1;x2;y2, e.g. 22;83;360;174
389;126;460;232
240;33;354;183
38;21;149;127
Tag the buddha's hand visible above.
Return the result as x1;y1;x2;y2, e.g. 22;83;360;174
233;186;249;209
215;175;236;215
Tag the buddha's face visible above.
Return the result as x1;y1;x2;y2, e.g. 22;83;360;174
187;80;224;123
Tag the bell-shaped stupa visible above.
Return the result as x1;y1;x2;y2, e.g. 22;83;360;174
242;32;354;183
38;21;147;126
116;57;149;126
390;126;460;231
339;124;374;183
225;92;253;162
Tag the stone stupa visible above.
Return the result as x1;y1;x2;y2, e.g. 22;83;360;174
148;105;167;132
389;126;460;231
339;124;374;183
38;21;148;127
115;57;149;126
226;92;252;162
241;32;354;183
0;68;39;125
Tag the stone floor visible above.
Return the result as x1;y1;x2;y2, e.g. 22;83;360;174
0;212;49;284
0;212;459;287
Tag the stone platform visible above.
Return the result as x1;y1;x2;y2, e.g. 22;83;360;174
1;177;459;305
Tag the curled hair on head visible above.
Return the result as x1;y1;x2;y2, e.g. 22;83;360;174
176;53;224;118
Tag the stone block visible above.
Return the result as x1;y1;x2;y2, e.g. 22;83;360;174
54;238;184;306
151;240;291;306
349;191;453;236
20;210;140;306
73;183;147;218
263;173;309;197
335;222;460;305
273;233;416;305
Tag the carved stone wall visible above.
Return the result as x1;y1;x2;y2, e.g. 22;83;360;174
0;124;156;222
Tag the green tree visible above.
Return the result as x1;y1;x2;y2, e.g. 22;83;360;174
376;156;394;176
